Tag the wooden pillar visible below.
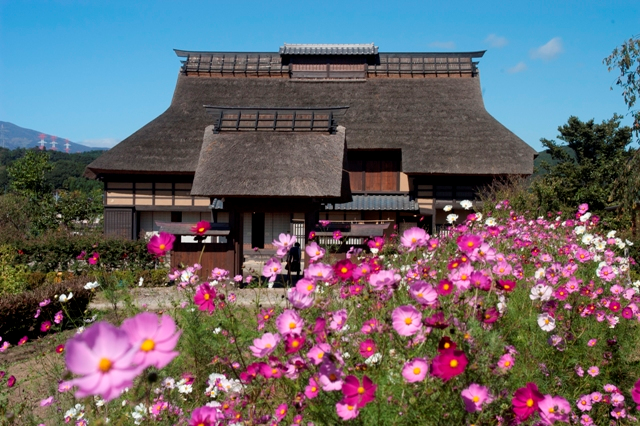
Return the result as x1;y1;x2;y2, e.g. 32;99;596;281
228;211;244;276
304;210;318;243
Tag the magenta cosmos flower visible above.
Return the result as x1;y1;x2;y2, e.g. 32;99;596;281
431;348;468;382
341;375;377;407
359;339;377;358
461;383;493;412
457;234;483;253
400;226;428;251
632;379;640;409
276;309;304;335
64;322;140;401
147;232;175;257
88;252;100;265
392;305;422;336
190;220;210;236
402;358;428;383
188;405;224;426
538;394;571;425
194;283;217;313
120;312;181;370
512;382;544;421
40;321;52;333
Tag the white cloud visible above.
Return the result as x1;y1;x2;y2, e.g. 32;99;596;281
507;62;527;74
428;41;456;49
530;37;563;60
80;138;120;148
485;34;508;48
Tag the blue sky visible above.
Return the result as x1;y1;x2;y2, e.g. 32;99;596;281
0;0;638;150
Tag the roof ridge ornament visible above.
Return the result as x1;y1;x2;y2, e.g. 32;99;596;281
279;43;378;55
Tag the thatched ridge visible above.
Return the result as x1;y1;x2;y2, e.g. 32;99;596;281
86;50;535;178
190;125;346;198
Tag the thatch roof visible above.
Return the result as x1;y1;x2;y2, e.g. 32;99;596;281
86;54;535;178
190;125;346;197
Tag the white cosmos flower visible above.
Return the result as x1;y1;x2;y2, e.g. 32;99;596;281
446;214;458;224
581;234;594;245
474;212;483;221
485;217;497;226
84;281;99;290
365;352;382;365
580;212;592;222
607;230;617;238
594;239;607;251
443;205;453;212
626;239;633;246
574;226;586;235
459;200;473;210
530;284;553;301
534;268;546;280
497;295;507;314
537;313;556;332
59;292;73;303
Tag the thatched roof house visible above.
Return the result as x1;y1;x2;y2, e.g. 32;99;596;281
87;43;535;275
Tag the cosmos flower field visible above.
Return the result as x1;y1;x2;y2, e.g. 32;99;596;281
3;203;640;425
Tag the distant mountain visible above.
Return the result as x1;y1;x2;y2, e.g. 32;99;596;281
533;145;576;176
0;121;109;153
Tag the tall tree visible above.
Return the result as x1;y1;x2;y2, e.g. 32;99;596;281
6;150;53;198
533;115;633;216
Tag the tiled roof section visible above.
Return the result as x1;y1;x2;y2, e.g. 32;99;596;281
279;43;378;55
325;195;419;211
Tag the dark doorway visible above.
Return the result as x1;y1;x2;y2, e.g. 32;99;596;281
251;212;265;248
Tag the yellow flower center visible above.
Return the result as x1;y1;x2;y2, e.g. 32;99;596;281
443;284;450;290
411;238;417;243
549;407;555;413
417;293;423;298
467;241;474;247
472;396;479;403
444;342;450;349
273;267;278;272
317;352;324;359
362;268;367;273
317;272;322;277
526;399;534;407
311;386;317;392
503;284;510;289
329;373;338;381
198;227;205;233
98;358;112;373
289;322;296;329
544;319;550;324
307;284;314;291
413;367;421;375
504;361;511;367
341;267;348;273
449;359;458;368
358;386;365;394
140;339;155;352
315;251;320;255
404;317;413;325
347;405;355;411
159;244;166;250
265;343;272;348
264;315;270;320
367;346;372;351
271;368;277;374
204;293;210;300
292;340;299;348
461;274;468;280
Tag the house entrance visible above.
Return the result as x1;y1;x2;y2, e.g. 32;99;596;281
251;212;265;248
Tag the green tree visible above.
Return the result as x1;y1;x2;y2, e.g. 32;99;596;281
6;150;53;198
533;115;633;218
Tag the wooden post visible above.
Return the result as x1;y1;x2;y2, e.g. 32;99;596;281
228;211;244;277
432;199;437;236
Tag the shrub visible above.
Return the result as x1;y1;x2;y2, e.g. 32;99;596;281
0;244;29;296
0;276;93;343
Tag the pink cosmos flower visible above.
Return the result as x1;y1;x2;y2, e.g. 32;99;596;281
88;252;100;265
461;383;493;412
194;283;217;313
188;405;224;426
64;321;140;401
54;311;63;324
276;309;304;335
40;321;52;333
190;220;210;235
274;403;288;422
538;394;571;425
288;289;314;309
409;281;438;306
305;262;334;281
147;232;175;257
120;312;180;370
329;309;348;331
318;359;343;391
367;236;385;250
76;250;86;260
368;270;401;291
400;227;428;251
578;203;589;214
210;267;229;281
587;366;599;377
273;233;296;258
497;353;514;371
295;278;317;295
334;259;356;281
305;242;325;262
333;230;343;240
262;257;282;283
34;308;41;318
7;375;16;387
391;305;422;336
431;349;468;382
39;396;54;407
360;318;380;334
336;401;360;420
0;342;9;352
39;299;51;307
305;376;320;399
402;358;428;383
18;336;28;346
341;375;377;407
512;382;544;421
